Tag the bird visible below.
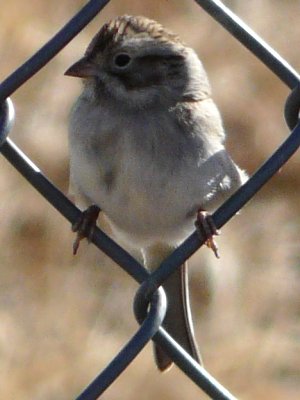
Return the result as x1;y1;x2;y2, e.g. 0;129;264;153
65;15;247;371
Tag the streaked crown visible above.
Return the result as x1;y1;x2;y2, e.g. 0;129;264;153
85;15;183;57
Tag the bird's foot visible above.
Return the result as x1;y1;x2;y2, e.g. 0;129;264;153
72;205;101;255
195;210;220;258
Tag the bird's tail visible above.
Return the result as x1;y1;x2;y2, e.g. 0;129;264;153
144;245;201;371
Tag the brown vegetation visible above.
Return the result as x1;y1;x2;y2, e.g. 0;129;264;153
0;1;300;398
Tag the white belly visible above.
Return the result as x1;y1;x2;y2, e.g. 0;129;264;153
69;97;246;248
70;136;243;248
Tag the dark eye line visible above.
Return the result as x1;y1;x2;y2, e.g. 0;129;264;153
138;54;184;63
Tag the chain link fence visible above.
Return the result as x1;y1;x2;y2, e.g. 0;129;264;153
0;0;299;399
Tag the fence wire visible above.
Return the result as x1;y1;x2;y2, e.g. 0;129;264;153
0;0;299;399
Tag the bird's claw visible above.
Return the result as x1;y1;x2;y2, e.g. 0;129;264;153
72;205;101;255
195;210;220;258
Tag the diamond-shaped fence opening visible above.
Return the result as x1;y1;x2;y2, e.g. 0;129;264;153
0;1;299;399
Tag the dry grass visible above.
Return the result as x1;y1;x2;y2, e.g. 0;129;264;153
0;1;300;399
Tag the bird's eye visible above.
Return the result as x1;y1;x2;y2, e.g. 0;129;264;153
113;53;131;68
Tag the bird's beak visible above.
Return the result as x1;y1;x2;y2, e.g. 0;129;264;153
64;57;97;78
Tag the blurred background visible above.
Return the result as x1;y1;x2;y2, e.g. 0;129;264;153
0;0;300;399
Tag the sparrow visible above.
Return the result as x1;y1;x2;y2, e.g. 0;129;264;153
65;15;247;371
